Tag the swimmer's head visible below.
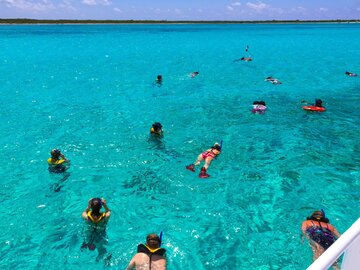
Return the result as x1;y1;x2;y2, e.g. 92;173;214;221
146;233;161;249
91;198;103;213
253;101;259;105
213;142;221;151
315;99;323;107
259;101;266;106
152;122;163;132
307;210;329;223
157;75;162;81
50;149;61;158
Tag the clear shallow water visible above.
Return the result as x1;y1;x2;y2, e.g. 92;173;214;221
0;23;359;269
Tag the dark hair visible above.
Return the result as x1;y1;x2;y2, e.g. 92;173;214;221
253;101;259;105
306;210;330;223
157;75;162;80
51;149;61;158
152;122;163;131
91;198;102;212
315;99;323;107
259;101;266;106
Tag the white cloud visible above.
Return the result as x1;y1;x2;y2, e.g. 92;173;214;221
290;6;306;13
319;7;328;12
82;0;111;6
231;2;241;6
0;0;78;12
245;1;283;15
113;7;122;13
246;1;269;12
227;5;234;11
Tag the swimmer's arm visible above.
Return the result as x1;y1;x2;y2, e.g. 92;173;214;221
333;226;341;239
125;256;136;270
81;200;92;220
301;221;309;236
102;200;111;220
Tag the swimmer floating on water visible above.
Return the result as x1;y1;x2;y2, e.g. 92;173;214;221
251;101;267;114
155;75;163;86
186;142;222;178
81;198;111;261
301;98;325;112
265;76;282;85
190;71;199;78
301;210;341;270
126;233;167;270
48;148;70;173
150;122;163;136
345;71;357;77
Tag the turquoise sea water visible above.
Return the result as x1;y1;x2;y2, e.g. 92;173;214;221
0;23;359;269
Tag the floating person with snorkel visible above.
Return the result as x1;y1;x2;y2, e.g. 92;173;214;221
265;76;282;85
81;198;111;261
233;45;252;62
301;209;341;270
126;233;166;270
186;142;222;178
345;71;357;77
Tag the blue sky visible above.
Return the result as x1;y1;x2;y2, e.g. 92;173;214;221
0;0;359;20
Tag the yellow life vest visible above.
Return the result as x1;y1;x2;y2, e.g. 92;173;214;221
48;158;65;165
150;127;162;135
137;243;166;256
87;211;106;224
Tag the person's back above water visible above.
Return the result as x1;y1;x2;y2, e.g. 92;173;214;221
126;233;166;270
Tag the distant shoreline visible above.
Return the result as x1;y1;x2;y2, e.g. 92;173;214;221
0;19;360;25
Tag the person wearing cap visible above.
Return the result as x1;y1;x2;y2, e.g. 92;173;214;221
126;233;166;270
81;198;111;256
185;142;222;178
301;210;341;270
150;122;163;136
48;148;70;173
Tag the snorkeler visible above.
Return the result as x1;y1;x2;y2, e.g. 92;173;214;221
302;98;323;107
81;198;111;256
126;233;166;270
190;71;199;78
345;71;358;77
186;142;222;178
251;101;267;114
265;76;282;85
150;122;163;136
155;75;163;85
241;57;252;62
48;149;70;173
301;210;341;270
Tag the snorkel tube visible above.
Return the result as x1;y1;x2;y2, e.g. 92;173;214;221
321;208;326;218
159;231;163;247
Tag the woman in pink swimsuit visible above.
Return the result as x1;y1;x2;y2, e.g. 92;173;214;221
186;142;221;178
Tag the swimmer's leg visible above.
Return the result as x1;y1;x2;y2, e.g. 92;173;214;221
186;154;204;172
